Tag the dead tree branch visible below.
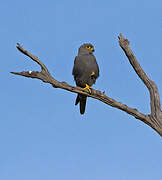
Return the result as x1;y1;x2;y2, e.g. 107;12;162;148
11;34;162;137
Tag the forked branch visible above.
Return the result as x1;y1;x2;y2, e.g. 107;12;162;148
11;34;162;136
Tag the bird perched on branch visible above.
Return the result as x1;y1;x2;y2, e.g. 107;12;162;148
72;43;99;114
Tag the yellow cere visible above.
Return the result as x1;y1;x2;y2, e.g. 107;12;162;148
86;46;94;51
90;47;94;51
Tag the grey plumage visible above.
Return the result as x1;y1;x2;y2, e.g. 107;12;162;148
72;43;99;114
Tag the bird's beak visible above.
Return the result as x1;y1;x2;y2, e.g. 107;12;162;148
92;48;95;52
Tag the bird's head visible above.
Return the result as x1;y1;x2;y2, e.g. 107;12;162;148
78;43;95;55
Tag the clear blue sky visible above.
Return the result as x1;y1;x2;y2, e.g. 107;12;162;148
1;0;162;179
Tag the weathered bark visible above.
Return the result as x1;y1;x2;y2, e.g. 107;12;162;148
11;34;162;137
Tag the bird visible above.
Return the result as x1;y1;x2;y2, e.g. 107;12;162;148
72;43;99;114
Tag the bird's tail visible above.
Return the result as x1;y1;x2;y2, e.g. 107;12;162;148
75;94;87;115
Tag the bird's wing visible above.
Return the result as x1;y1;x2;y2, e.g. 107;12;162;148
72;54;99;82
93;57;99;78
87;55;99;79
72;56;85;78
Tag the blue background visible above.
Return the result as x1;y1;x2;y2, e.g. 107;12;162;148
1;0;162;179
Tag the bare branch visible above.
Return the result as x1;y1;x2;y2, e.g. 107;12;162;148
118;34;161;118
16;43;50;75
11;36;162;137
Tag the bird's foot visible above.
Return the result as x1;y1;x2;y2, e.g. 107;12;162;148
91;71;95;76
83;84;92;93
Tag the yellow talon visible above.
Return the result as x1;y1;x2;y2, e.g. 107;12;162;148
83;84;91;93
91;71;95;76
